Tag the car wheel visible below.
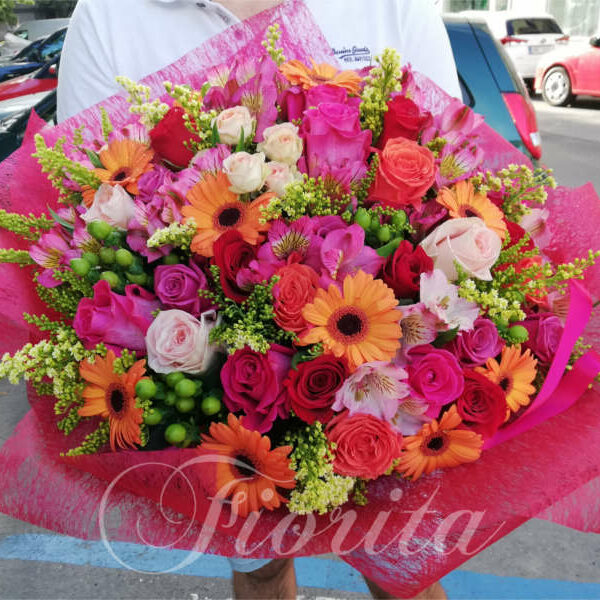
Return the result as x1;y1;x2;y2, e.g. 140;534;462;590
541;66;573;106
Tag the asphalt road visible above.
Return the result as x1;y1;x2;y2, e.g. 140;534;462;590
0;97;600;599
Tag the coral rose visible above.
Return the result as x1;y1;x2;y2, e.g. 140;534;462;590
369;137;436;209
273;263;320;333
326;412;403;479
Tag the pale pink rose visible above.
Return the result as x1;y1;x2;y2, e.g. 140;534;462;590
257;122;303;165
222;151;267;194
81;184;136;230
332;361;410;422
212;106;255;145
264;161;301;197
420;217;501;281
145;309;219;374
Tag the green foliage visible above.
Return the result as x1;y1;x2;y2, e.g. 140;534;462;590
116;76;169;128
146;220;196;253
0;249;34;265
261;23;286;66
0;0;33;26
0;210;53;241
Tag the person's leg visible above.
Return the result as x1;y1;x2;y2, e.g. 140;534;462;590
364;576;447;600
232;558;297;599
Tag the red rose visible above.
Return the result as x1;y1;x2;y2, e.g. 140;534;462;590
379;95;432;148
369;137;436;209
381;240;433;300
326;412;403;479
273;263;320;333
504;220;535;252
213;230;257;303
284;355;349;424
149;106;200;168
456;369;506;439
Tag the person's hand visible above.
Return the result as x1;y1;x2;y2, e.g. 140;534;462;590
213;0;284;20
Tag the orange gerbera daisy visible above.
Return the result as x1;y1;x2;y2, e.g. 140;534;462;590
299;270;402;371
78;351;146;451
93;139;155;197
436;180;507;239
280;59;362;95
200;414;296;517
396;405;483;481
182;170;271;257
476;345;538;415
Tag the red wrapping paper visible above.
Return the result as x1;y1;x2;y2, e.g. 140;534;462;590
2;2;600;595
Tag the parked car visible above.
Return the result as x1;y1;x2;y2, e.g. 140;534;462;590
0;55;59;102
444;14;542;160
0;17;542;164
0;33;31;60
534;35;600;106
0;90;56;162
459;11;569;87
0;18;69;60
0;28;66;82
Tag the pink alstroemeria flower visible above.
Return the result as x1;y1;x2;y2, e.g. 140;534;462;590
389;396;431;435
319;224;384;288
332;361;411;422
30;230;79;288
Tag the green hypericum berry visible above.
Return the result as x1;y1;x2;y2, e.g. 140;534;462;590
176;397;196;413
115;248;134;268
164;390;178;406
201;396;221;416
377;225;392;243
508;325;529;344
70;258;91;277
82;252;100;267
99;247;116;264
165;372;185;388
135;378;157;400
128;261;145;275
175;378;197;398
87;220;113;241
369;217;381;233
105;231;125;247
143;408;163;426
354;208;371;230
163;253;180;266
391;210;408;229
100;271;120;289
165;423;187;445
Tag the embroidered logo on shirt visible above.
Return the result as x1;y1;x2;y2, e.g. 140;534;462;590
333;45;372;65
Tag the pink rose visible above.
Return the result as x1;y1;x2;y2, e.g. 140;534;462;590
74;280;159;355
408;345;464;411
257;123;303;165
145;309;219;374
447;317;503;367
81;184;136;230
265;161;301;197
519;313;563;367
221;344;294;433
420;217;502;281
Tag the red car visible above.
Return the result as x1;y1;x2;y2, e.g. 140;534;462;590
535;35;600;106
0;59;57;102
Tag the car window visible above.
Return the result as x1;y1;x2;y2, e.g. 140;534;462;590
12;39;42;61
39;29;66;61
507;18;563;35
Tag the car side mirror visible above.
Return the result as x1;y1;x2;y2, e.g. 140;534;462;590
590;36;600;48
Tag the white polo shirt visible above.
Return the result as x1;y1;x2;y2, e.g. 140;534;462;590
57;0;460;122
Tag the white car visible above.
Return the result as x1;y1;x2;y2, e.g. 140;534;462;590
460;11;569;85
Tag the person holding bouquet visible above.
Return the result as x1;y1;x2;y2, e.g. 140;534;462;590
56;1;461;598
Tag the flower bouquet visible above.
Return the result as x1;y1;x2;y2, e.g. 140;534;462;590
1;1;600;596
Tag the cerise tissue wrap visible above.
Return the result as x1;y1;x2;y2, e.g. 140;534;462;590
1;1;600;597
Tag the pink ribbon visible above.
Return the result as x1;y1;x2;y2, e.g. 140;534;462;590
485;280;600;449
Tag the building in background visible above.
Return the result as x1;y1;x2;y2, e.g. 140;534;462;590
442;0;600;37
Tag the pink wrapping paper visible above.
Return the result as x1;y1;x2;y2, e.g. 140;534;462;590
2;1;600;595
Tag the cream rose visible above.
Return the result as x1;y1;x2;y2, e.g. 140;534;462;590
264;161;301;197
212;106;255;145
257;122;303;165
222;151;268;194
420;217;501;281
145;309;219;375
81;184;136;230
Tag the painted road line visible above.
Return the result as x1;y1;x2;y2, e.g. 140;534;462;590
2;533;600;599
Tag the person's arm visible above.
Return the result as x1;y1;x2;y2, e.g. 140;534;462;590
57;0;121;122
396;0;461;99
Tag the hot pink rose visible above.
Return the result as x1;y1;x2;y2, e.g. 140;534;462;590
74;280;159;355
221;344;294;433
519;313;563;366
